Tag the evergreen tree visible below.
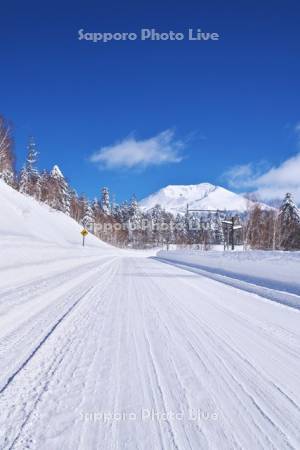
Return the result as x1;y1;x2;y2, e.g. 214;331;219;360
128;194;139;218
160;210;174;248
173;213;186;245
118;201;130;223
128;195;143;247
151;204;164;246
279;193;300;224
101;187;111;214
110;193;117;216
82;199;95;229
214;212;224;245
19;137;41;199
92;197;101;218
26;137;38;172
19;167;30;194
45;165;71;214
279;193;300;250
143;209;154;246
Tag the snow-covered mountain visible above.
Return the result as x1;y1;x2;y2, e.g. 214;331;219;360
140;182;260;214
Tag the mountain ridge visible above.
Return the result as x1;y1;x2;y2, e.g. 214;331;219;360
140;182;265;214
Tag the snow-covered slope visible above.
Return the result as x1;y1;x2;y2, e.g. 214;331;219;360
0;180;118;289
140;182;259;214
0;179;107;248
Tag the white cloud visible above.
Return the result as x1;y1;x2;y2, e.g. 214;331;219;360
224;163;258;189
295;122;300;144
225;153;300;203
89;130;184;170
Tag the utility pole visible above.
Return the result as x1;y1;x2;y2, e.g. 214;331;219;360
231;216;235;251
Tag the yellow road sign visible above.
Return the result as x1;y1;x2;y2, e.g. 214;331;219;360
81;229;88;237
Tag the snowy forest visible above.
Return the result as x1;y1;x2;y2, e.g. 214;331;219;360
1;114;300;250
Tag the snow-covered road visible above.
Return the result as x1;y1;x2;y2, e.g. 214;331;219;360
1;255;300;449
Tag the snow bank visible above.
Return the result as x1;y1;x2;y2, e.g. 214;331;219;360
0;180;109;248
0;181;118;288
157;248;300;295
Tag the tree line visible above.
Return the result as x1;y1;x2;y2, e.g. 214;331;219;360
1;114;300;250
245;194;300;251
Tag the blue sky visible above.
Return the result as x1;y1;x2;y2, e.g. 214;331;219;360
1;0;300;202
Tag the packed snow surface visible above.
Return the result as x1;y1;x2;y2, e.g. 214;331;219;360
157;248;300;307
0;181;300;449
140;182;261;214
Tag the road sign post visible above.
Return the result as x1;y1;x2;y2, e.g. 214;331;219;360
231;216;235;250
221;217;243;250
81;229;89;246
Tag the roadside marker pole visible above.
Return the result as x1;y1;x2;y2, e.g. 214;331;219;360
81;229;89;247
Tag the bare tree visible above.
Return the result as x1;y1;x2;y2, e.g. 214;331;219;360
0;114;15;186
